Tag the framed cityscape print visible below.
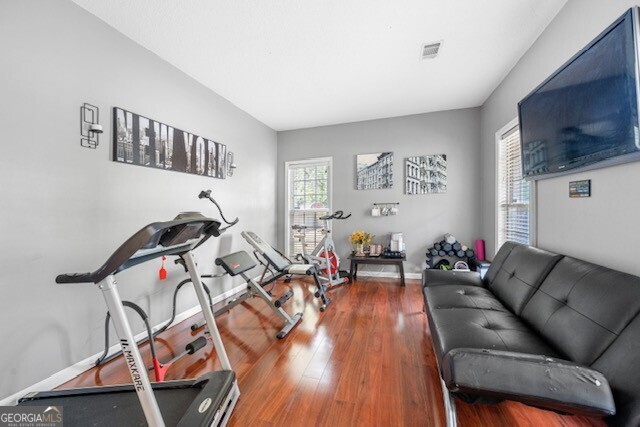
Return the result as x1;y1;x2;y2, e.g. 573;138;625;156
356;152;393;190
405;154;447;194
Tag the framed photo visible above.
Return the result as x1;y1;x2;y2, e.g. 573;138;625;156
356;152;393;190
405;154;447;194
113;107;226;179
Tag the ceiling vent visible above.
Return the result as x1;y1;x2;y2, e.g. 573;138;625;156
421;41;442;59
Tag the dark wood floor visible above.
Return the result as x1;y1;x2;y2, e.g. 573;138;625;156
60;277;606;426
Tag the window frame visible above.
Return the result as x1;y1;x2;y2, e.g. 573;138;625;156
284;156;333;258
494;118;537;254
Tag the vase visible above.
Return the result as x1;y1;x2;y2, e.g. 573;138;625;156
355;243;364;255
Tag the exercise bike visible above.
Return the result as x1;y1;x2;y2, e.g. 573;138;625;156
292;210;352;291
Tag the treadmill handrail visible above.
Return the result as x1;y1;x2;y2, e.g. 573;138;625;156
56;213;221;285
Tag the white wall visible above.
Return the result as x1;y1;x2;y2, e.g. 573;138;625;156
480;0;640;276
0;0;277;398
277;108;482;274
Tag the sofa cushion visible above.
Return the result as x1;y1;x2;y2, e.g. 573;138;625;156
425;285;506;312
484;241;518;284
521;256;640;366
423;269;484;288
442;349;615;417
425;304;559;367
485;242;562;315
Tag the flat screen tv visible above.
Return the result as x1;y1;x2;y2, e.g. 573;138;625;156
518;8;640;179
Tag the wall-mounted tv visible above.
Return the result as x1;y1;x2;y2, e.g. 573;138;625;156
518;8;640;180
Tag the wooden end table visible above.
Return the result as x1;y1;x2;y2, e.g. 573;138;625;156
348;254;406;286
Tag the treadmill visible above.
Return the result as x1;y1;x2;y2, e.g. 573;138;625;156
18;212;240;426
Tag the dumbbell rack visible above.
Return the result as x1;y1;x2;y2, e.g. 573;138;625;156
425;239;478;270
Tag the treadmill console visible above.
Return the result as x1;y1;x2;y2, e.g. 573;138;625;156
160;212;213;247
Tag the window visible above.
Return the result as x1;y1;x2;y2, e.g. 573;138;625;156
285;158;332;258
497;121;533;249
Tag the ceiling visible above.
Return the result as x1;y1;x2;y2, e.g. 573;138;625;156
72;0;567;131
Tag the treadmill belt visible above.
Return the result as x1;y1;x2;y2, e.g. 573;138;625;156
18;371;235;427
22;387;200;426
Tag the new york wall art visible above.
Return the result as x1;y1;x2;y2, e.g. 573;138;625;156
113;107;227;178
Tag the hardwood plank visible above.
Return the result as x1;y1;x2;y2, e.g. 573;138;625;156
271;376;320;426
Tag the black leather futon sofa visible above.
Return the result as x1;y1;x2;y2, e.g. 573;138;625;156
422;241;640;426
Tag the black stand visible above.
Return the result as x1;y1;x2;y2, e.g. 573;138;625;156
348;254;406;286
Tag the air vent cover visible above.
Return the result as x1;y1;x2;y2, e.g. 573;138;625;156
421;41;442;59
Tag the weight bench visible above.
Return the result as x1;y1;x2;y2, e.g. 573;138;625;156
241;231;332;311
215;250;303;339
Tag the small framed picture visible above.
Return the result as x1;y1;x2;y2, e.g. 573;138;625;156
356;152;393;190
569;179;591;198
405;154;447;194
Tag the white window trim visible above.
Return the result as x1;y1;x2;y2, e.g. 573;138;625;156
284;157;333;257
494;118;537;254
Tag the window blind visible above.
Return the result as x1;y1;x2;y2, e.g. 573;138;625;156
287;161;330;258
498;125;530;248
289;211;327;258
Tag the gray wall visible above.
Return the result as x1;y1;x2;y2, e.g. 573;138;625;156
0;1;277;398
277;108;481;274
480;0;640;276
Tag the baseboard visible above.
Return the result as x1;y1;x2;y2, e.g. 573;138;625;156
354;271;421;280
0;282;248;406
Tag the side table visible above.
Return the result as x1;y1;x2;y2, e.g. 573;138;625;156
348;254;406;286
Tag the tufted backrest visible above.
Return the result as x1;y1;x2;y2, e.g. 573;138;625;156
521;256;640;366
484;242;562;315
483;241;517;284
520;256;640;425
591;312;640;426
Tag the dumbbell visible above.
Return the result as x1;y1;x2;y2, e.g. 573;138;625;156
149;336;208;381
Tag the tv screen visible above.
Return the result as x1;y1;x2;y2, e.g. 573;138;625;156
518;8;640;179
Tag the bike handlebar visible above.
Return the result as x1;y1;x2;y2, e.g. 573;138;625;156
319;210;351;221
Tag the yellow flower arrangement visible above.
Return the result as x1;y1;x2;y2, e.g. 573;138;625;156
349;230;372;245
